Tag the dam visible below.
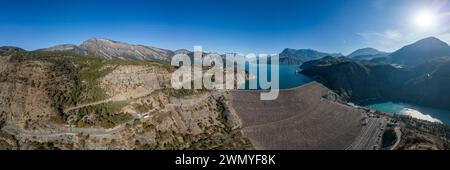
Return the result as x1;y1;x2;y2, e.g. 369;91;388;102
229;82;385;150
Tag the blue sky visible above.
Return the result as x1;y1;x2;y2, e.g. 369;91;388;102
0;0;449;54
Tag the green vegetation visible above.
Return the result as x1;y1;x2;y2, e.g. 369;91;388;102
135;102;152;113
154;126;251;150
10;51;173;116
77;58;114;103
162;81;208;98
66;101;132;128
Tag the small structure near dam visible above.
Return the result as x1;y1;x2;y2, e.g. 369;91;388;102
229;82;384;150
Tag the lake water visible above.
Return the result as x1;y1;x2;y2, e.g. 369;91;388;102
364;101;450;124
242;64;312;89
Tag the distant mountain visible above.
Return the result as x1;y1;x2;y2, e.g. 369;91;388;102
38;38;174;62
279;48;342;64
174;49;191;55
38;44;87;55
0;46;26;55
348;48;389;60
388;37;450;67
348;48;386;57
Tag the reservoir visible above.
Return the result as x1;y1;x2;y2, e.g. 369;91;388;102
364;101;450;124
243;64;312;89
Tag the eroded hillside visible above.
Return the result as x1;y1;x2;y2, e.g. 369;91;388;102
0;52;252;150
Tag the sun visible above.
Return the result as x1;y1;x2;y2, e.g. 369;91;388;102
415;11;436;28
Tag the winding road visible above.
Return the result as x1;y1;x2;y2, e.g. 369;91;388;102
1;92;216;138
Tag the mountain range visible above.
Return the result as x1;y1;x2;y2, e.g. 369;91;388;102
300;37;450;110
38;38;175;62
2;36;449;68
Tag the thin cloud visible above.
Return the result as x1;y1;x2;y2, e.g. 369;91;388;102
357;30;404;51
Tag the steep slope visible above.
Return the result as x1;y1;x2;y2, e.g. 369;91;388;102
279;48;342;64
388;37;450;67
400;58;450;109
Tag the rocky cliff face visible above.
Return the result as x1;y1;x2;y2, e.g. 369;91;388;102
38;38;175;62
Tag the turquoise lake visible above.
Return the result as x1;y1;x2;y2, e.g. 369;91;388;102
243;64;312;89
364;102;450;124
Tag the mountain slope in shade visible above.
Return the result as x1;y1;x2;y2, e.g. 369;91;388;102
300;56;450;110
279;48;342;64
0;46;26;55
401;58;450;109
388;37;450;67
301;60;407;101
300;56;352;70
38;44;88;55
37;38;174;62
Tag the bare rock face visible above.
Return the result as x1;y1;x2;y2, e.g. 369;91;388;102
37;38;175;62
101;65;169;101
80;38;174;62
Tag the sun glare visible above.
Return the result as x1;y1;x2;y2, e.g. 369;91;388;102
415;11;435;28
